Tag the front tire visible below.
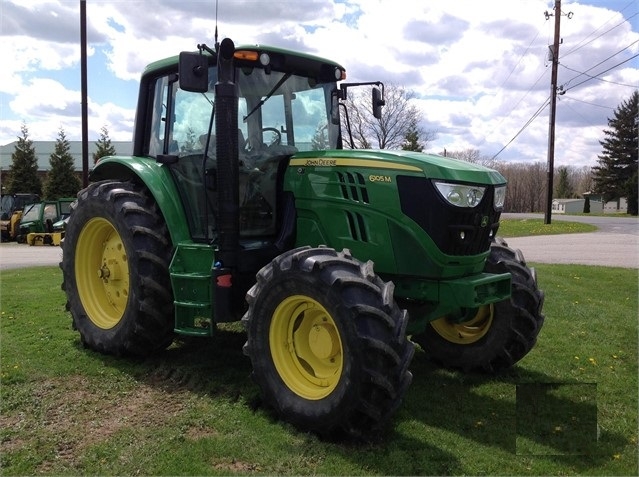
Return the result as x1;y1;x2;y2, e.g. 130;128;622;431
61;180;174;356
413;238;545;372
242;246;414;439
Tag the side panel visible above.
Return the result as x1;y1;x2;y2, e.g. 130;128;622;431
90;156;191;245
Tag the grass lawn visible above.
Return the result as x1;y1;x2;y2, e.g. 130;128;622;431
1;265;637;475
499;218;597;237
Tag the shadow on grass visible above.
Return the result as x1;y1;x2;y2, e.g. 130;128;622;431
75;327;626;475
406;349;628;471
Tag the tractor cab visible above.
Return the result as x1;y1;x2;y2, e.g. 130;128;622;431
145;44;344;247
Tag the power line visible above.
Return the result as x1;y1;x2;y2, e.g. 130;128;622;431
496;25;543;92
562;10;638;58
560;63;637;88
561;95;615;110
563;53;639;92
491;96;551;160
485;67;549;140
483;20;549;141
562;40;639;89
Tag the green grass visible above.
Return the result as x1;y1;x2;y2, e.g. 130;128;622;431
1;266;637;475
499;218;597;237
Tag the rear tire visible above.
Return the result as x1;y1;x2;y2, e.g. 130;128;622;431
413;237;545;372
61;180;174;356
242;246;414;439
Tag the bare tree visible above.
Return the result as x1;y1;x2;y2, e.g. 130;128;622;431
572;166;594;196
493;162;546;213
443;148;481;163
341;83;435;150
432;147;551;212
443;148;497;168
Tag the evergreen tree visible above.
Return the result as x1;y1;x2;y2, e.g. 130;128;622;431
93;125;117;164
311;123;329;151
592;91;638;215
181;127;197;153
7;123;42;196
624;169;638;215
554;166;575;198
401;120;424;152
43;128;81;199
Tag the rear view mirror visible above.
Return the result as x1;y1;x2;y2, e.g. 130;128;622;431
372;87;385;119
179;52;209;92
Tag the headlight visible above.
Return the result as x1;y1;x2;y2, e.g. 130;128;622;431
494;185;507;209
434;181;485;208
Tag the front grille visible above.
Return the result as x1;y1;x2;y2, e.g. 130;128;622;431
397;176;501;256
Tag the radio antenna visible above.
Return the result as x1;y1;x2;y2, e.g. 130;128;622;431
214;0;219;52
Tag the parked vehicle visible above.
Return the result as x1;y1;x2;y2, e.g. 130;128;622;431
0;193;40;241
18;198;74;245
61;38;544;439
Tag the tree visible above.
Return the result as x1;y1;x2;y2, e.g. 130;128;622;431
573;166;594;197
181;127;197;153
341;83;435;150
492;162;546;213
444;148;481;163
311;122;329;151
624;169;638;215
592;91;638;215
93;125;117;164
7;123;42;196
401;120;424;152
443;148;497;168
43;128;81;199
554;166;575;198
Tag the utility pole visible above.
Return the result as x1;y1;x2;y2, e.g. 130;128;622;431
80;0;89;187
543;1;573;224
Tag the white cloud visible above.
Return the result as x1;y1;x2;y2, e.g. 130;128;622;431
0;0;636;168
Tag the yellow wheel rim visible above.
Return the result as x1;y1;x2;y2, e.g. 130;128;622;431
75;217;130;329
431;305;494;344
269;295;343;400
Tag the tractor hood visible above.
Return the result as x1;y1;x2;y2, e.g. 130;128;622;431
290;149;506;186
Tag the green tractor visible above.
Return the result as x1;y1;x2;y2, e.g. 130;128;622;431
61;38;544;438
18;198;75;245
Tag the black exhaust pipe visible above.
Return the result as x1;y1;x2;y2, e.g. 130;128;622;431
214;38;238;319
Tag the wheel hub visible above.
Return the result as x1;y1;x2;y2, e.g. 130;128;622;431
307;323;340;361
98;265;110;279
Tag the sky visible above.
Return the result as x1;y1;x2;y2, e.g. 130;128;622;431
0;0;637;168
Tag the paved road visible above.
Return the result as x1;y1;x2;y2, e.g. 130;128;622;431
0;242;63;271
502;213;638;269
0;214;637;271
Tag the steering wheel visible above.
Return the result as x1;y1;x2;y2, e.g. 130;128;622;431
262;127;281;146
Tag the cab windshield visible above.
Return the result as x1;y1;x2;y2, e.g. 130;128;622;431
20;203;42;222
149;67;339;159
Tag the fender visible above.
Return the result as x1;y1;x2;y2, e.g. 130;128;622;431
90;156;191;245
